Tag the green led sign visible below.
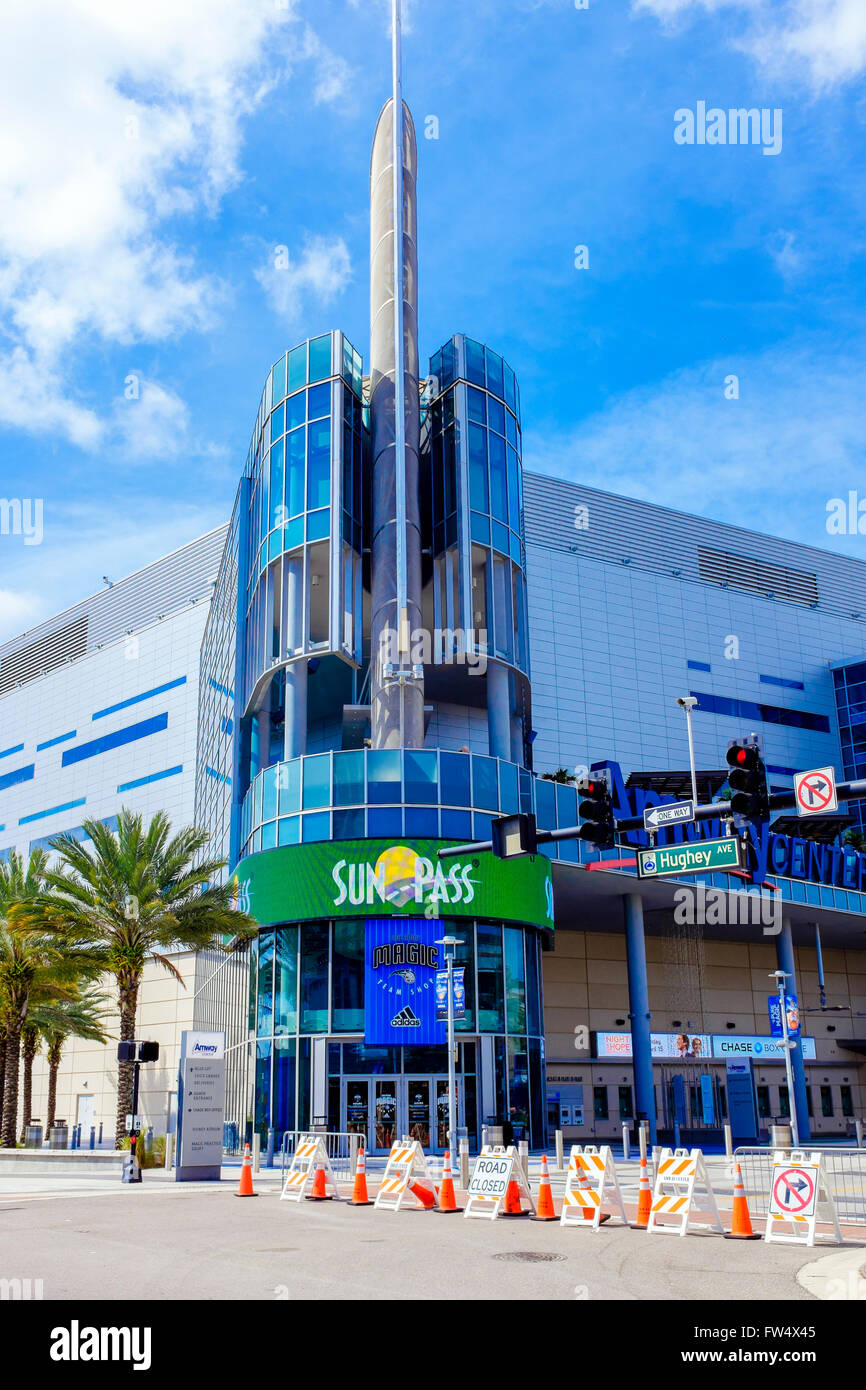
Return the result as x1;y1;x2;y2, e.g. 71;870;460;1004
230;839;554;929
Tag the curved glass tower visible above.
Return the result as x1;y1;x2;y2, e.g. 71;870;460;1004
194;89;557;1153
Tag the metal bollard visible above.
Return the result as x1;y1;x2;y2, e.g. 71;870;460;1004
555;1128;564;1172
89;1126;95;1151
459;1138;470;1190
164;1132;173;1171
518;1140;529;1177
98;1122;103;1146
481;1125;488;1150
639;1122;648;1165
265;1127;275;1169
724;1123;733;1160
856;1119;864;1149
622;1123;631;1161
252;1133;261;1173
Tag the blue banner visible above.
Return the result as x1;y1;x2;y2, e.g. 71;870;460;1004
699;1073;715;1126
364;918;447;1045
435;967;466;1021
768;993;800;1039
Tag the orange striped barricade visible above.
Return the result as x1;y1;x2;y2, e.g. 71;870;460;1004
560;1145;627;1231
280;1136;340;1203
374;1137;437;1212
646;1147;723;1238
764;1151;842;1247
464;1145;535;1221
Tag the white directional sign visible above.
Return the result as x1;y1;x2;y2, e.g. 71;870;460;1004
643;800;695;832
793;767;837;818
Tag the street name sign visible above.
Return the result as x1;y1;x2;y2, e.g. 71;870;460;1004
793;767;838;818
636;837;741;879
643;800;695;832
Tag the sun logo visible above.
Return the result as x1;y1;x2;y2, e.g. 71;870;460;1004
374;845;419;908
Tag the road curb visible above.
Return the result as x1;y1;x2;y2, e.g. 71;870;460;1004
797;1248;866;1301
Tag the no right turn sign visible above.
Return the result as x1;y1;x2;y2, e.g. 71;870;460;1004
793;767;838;817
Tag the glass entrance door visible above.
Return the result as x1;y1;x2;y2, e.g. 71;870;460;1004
373;1079;398;1151
405;1079;431;1147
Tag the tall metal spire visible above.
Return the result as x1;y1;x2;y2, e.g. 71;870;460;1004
391;0;408;649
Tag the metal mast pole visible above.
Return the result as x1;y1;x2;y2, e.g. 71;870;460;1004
391;0;408;746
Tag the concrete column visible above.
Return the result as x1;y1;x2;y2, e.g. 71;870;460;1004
487;661;511;761
777;918;811;1143
624;893;657;1145
284;662;307;760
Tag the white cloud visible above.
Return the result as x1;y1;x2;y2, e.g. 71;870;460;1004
0;0;352;452
633;0;866;89
111;379;190;462
255;235;352;327
524;337;866;555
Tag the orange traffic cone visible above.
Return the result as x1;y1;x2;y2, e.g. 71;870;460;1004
436;1150;460;1213
349;1147;372;1206
530;1154;557;1221
408;1176;437;1209
501;1175;528;1218
305;1159;333;1201
726;1162;760;1240
235;1143;258;1198
635;1155;652;1228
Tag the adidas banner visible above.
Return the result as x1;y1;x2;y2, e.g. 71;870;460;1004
364;918;448;1046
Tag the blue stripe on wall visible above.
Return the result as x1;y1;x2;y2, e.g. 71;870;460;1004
29;813;120;855
19;797;86;826
92;677;186;721
117;765;183;794
36;730;76;751
0;743;24;760
62;713;168;767
0;763;35;793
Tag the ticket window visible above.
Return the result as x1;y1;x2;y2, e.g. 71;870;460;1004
756;1086;771;1119
841;1086;854;1118
821;1085;834;1118
778;1085;791;1119
593;1086;609;1121
618;1086;634;1121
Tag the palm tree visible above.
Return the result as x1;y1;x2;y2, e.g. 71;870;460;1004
39;986;112;1132
0;850;84;1148
541;768;576;784
22;810;256;1148
19;1023;39;1142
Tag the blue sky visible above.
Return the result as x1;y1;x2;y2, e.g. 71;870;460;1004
1;0;865;640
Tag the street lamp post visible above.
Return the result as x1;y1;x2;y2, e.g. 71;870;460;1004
435;935;460;1156
771;970;800;1147
676;696;699;807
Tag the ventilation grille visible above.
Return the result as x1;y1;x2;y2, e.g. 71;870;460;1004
698;546;818;607
0;615;89;695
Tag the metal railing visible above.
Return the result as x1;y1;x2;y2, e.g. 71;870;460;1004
279;1130;361;1182
734;1146;866;1227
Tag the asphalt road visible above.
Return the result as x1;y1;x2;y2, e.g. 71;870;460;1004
0;1180;829;1301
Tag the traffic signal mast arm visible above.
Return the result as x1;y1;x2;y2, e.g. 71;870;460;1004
436;778;866;860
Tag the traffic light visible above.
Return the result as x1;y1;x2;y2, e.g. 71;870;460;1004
117;1041;136;1063
491;813;538;859
726;739;770;824
578;774;616;849
138;1041;159;1063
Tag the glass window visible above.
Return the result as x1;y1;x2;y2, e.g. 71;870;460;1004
367;749;402;804
333;807;364;838
465;337;485;387
472;755;499;810
507;1036;529;1134
308;542;330;642
273;1037;296;1134
278;758;300;813
333;750;364;805
618;1086;634;1120
286;426;305;516
485;348;504;399
332;921;364;1032
498;760;518;813
278;815;300;845
368;807;402;837
307;420;331;510
441;808;472;840
467;386;486;423
487;396;505;435
525;931;541;1036
261;764;278;823
342;1043;400;1074
593;1085;609;1121
503;363;516;414
405;807;438;837
270;402;285;443
302;754;331;809
841;1085;854;1117
489;433;507;523
286;390;306;433
821;1085;834;1117
255;1040;271;1139
405;749;437;803
477;923;504;1031
468;424;489;512
756;1085;771;1118
470;511;490;545
300;922;329;1032
308;382;330;420
288;344;306;393
779;1084;791;1118
535;778;556;830
272;354;287;404
302;811;331;841
256;930;274;1037
440;752;471;807
275;926;298;1034
306;509;329;543
308;334;331;383
504;927;526;1033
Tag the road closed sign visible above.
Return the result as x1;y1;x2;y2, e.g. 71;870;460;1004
468;1151;513;1198
794;767;838;818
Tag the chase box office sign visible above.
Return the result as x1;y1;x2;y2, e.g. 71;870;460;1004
364;918;446;1044
230;839;554;928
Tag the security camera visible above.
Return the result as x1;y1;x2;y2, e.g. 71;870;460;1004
676;696;698;710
